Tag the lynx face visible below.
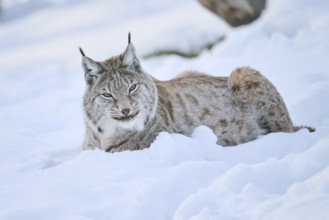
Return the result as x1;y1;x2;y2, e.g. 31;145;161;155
81;41;157;133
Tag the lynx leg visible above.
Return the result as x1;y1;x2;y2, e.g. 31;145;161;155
228;67;296;134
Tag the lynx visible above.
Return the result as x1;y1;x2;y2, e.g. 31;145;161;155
80;34;314;153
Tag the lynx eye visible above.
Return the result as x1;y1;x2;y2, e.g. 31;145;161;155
128;84;139;94
101;92;113;99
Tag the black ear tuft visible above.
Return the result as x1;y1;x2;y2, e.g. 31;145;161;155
128;32;131;44
79;47;86;56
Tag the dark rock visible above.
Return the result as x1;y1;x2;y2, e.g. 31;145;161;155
198;0;266;27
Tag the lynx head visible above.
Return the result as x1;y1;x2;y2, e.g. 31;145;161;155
80;33;158;133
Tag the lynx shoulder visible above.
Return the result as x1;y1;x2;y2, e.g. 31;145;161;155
80;34;314;152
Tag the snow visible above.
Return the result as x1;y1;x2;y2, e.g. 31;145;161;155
0;0;329;219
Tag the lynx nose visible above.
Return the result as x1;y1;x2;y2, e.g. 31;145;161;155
121;108;130;117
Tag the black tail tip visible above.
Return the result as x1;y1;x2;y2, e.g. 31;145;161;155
79;47;86;56
128;32;131;44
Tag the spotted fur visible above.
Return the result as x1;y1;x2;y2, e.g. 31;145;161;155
81;35;314;152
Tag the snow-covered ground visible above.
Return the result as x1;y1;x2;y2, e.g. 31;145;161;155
1;0;329;219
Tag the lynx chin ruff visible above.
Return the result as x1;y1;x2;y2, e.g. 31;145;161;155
80;33;314;153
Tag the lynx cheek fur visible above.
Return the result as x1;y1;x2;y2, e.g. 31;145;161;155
80;34;314;153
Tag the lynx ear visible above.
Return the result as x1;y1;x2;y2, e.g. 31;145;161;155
79;47;102;86
121;33;142;72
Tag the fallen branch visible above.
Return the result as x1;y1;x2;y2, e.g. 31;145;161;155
143;36;225;59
